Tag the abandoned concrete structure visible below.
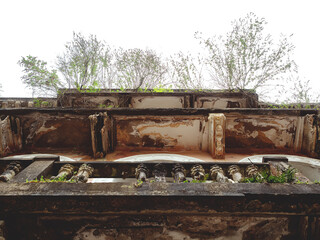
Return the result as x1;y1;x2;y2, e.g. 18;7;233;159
0;90;320;239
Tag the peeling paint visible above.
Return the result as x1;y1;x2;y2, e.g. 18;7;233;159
35;125;58;135
195;97;247;108
116;116;208;151
225;114;300;150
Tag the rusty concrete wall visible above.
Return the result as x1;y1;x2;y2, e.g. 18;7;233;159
225;113;300;152
0;109;316;157
115;114;306;154
19;112;91;153
116;115;208;151
69;95;119;108
0;116;22;157
57;90;258;109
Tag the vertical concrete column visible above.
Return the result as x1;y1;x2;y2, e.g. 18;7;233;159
294;116;305;153
208;113;226;159
0;116;22;157
89;112;110;159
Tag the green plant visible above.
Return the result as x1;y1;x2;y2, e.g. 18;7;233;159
190;173;210;183
41;101;49;106
18;56;61;97
19;32;114;97
152;84;174;93
242;168;296;183
134;179;144;188
26;174;75;183
98;104;107;108
33;99;42;107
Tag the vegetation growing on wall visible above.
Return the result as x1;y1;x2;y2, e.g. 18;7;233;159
242;168;296;183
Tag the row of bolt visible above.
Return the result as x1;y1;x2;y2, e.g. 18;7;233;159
0;162;94;183
136;163;260;183
0;162;260;183
51;164;94;183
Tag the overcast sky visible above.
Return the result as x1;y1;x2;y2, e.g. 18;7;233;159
0;0;319;98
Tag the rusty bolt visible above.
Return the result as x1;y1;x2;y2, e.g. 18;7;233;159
172;164;186;183
152;163;167;182
246;164;259;178
135;163;149;182
191;164;205;181
228;165;242;183
0;161;22;182
71;164;94;183
51;164;75;180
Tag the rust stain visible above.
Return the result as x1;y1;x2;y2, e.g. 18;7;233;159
116;125;131;143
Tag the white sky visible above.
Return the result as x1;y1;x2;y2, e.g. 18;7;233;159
0;0;319;98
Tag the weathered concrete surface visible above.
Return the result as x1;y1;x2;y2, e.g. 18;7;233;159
56;90;259;109
89;113;115;158
0;98;57;109
64;94;119;108
225;113;300;152
0;157;320;239
3;215;314;240
0;108;319;158
20;112;91;153
194;96;247;108
0;182;320;239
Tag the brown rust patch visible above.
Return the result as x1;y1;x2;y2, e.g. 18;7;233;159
32;118;91;151
142;135;165;148
233;120;274;133
226;130;276;149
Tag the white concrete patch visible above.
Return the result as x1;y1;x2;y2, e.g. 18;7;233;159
2;154;76;161
114;153;205;163
35;125;57;135
131;96;184;108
